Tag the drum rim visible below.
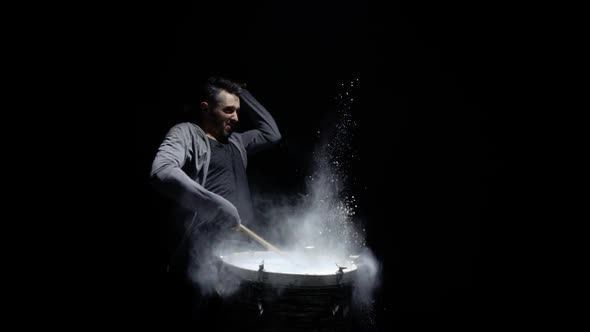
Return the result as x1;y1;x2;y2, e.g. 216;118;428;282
218;251;358;287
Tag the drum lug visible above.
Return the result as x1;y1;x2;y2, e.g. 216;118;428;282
257;260;265;282
336;265;346;284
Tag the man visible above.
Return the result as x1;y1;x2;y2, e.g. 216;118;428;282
150;76;281;324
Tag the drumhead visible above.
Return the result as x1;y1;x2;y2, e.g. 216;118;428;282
219;251;357;287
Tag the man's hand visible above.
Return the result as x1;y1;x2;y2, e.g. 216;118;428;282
212;203;241;230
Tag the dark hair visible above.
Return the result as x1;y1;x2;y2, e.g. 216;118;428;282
201;76;244;106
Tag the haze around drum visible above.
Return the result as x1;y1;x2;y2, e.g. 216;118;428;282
255;77;366;261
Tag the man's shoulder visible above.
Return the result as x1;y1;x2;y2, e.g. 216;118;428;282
169;122;206;137
170;121;199;131
229;132;245;145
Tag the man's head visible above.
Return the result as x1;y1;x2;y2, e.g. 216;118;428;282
199;76;243;142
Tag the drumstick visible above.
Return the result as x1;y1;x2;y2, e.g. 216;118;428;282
238;224;282;253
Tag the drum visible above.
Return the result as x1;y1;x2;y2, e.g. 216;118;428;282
216;250;358;331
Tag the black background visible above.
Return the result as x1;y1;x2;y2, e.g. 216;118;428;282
121;0;533;330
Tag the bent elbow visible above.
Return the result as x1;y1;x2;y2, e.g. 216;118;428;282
271;131;282;144
150;162;172;186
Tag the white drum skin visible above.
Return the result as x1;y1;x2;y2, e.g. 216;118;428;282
219;251;358;287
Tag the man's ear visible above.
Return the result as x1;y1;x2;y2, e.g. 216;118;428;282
200;101;209;113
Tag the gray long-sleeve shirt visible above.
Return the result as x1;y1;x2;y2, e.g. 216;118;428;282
150;89;281;251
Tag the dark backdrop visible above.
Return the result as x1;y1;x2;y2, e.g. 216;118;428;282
127;1;525;329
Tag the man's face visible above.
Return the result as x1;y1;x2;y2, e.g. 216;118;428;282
203;90;240;141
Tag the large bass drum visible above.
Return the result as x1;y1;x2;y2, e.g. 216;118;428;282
216;250;358;331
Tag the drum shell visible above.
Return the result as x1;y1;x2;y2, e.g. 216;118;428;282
217;251;357;331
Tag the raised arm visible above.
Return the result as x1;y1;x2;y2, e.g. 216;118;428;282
150;124;240;228
239;89;282;155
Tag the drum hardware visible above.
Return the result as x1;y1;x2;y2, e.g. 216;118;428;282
332;304;340;316
257;260;265;282
257;302;264;317
257;260;265;316
336;264;347;284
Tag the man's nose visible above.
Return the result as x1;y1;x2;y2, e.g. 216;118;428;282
230;112;238;122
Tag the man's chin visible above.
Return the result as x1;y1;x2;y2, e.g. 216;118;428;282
222;130;233;139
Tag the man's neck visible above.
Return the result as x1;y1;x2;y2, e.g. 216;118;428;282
201;122;218;141
206;133;217;141
206;132;229;143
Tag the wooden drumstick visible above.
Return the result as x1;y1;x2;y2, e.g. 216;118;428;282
237;224;282;253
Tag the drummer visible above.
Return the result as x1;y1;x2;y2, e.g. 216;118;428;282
150;76;282;324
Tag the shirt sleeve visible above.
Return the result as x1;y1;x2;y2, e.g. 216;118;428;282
150;124;239;225
238;88;282;156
